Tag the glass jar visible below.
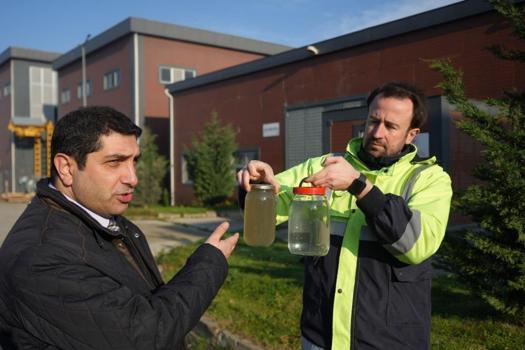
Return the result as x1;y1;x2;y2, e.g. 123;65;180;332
243;184;276;247
288;179;330;256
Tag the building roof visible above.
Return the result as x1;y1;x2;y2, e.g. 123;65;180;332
167;0;499;94
53;17;292;70
0;46;61;67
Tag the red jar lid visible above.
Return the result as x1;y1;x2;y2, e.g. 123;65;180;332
293;186;326;195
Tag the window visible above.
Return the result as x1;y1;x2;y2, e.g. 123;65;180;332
61;89;70;104
103;69;120;90
3;83;11;96
77;80;91;99
234;149;259;172
159;66;196;84
181;153;193;185
29;67;57;118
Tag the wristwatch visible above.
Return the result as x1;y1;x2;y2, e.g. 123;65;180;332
348;173;367;196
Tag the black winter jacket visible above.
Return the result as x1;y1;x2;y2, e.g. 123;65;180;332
0;179;228;349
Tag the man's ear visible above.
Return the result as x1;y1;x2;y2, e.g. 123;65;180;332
405;128;420;145
53;154;76;187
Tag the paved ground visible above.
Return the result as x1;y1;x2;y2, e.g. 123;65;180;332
0;201;245;255
137;217;244;256
0;201;29;244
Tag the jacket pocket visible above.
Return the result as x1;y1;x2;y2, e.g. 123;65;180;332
387;261;432;326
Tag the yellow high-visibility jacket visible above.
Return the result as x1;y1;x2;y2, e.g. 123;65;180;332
275;138;452;350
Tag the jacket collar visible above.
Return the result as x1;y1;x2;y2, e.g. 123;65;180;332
357;144;413;170
36;178;121;238
345;138;418;173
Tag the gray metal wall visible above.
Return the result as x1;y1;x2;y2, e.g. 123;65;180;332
285;96;450;170
285;106;324;168
14;137;34;192
285;99;367;168
13;59;56;120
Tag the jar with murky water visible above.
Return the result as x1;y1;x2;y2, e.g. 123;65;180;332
243;184;276;247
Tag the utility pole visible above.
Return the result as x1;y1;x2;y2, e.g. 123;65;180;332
81;34;91;107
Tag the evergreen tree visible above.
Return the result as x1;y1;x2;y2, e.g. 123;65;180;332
431;0;525;323
186;112;237;206
134;128;168;206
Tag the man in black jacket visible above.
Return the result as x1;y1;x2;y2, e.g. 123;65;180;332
0;106;239;350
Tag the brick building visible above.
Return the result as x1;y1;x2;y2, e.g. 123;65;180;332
1;17;290;195
52;17;290;164
167;0;525;205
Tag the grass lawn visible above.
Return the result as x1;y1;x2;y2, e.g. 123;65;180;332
125;205;209;218
157;238;524;350
431;277;524;350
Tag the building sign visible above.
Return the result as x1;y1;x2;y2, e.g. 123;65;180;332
263;122;280;137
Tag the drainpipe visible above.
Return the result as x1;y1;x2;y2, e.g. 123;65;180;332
133;33;140;127
163;88;175;206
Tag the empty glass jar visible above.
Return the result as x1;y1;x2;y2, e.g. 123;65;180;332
243;184;276;247
288;179;330;256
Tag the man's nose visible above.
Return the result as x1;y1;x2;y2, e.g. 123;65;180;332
123;163;138;187
372;123;386;138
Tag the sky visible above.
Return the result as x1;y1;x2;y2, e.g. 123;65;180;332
2;0;462;54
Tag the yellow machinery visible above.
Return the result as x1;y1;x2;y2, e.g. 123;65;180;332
7;121;54;178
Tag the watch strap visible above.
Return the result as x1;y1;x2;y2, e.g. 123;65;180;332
348;173;367;196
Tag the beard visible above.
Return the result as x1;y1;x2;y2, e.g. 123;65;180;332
363;137;387;157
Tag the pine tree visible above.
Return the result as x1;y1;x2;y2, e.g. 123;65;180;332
431;0;525;323
134;128;168;206
186;112;237;206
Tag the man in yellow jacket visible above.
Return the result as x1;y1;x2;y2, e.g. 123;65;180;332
237;82;452;350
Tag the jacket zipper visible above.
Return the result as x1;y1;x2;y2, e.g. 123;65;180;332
121;235;156;290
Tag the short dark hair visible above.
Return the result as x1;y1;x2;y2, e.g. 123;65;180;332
366;82;428;129
51;106;142;180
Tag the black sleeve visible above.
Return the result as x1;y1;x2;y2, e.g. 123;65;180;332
356;185;413;244
11;243;228;350
238;185;247;211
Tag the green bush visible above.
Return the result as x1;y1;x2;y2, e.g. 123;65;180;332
431;0;525;323
134;128;168;206
185;112;237;206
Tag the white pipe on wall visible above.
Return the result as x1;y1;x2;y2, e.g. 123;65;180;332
133;33;140;127
163;88;175;206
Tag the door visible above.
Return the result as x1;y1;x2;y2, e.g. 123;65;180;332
322;107;368;154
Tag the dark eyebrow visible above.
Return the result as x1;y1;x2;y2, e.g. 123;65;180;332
384;120;400;128
104;154;136;162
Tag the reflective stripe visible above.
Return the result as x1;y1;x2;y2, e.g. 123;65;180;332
331;220;347;237
357;165;432;247
384;209;422;255
402;165;432;201
379;165;432;254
